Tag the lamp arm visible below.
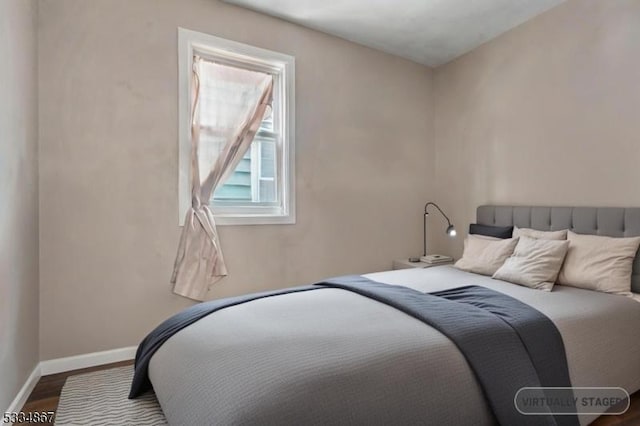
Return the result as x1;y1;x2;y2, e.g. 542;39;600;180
424;202;452;226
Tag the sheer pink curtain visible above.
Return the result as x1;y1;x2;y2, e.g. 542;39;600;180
172;57;273;301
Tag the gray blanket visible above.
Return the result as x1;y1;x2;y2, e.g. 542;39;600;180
130;285;320;398
148;267;640;425
133;275;576;425
319;277;576;426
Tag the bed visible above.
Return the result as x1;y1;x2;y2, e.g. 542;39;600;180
132;206;640;425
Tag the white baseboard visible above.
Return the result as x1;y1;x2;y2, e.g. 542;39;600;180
3;364;41;425
2;346;137;425
39;346;137;376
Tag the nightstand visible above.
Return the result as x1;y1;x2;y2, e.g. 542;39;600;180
392;258;454;270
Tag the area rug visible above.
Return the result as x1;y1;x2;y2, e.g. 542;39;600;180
55;366;167;425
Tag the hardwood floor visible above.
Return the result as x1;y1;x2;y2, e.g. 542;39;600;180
13;360;640;425
16;360;133;426
591;391;640;426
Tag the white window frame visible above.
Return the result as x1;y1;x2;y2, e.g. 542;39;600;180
178;28;295;226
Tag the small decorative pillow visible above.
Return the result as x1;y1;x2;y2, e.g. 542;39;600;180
557;231;640;296
469;224;513;239
513;226;567;240
454;235;519;276
493;236;570;291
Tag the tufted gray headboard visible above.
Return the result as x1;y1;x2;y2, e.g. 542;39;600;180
477;205;640;293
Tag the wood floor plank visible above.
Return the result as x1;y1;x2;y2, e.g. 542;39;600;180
592;392;640;425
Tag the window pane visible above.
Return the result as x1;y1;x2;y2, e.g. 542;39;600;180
212;150;252;201
259;180;276;202
257;137;277;203
211;133;278;203
260;139;276;178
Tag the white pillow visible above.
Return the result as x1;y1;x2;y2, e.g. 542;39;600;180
513;226;567;240
557;231;640;296
493;236;569;291
454;235;519;276
471;234;501;241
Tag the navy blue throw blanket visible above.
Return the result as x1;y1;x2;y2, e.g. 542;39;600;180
321;276;577;426
130;276;577;426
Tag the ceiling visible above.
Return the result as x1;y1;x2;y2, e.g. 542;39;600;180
223;0;566;67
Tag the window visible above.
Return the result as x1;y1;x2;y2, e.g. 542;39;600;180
178;28;295;225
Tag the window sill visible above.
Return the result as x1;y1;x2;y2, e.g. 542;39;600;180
213;213;296;226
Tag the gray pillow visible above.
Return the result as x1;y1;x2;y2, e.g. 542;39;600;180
469;224;513;239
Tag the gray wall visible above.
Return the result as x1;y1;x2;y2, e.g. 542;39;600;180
433;0;640;257
0;0;40;413
38;0;434;360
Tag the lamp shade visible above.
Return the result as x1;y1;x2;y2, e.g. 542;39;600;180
446;225;457;237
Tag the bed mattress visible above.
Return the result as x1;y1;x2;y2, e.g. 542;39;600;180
148;266;640;425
